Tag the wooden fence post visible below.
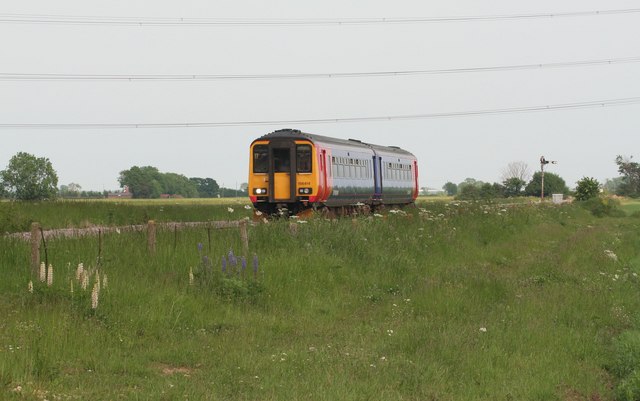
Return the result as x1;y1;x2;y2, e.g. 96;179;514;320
239;220;249;255
147;220;156;254
30;222;40;274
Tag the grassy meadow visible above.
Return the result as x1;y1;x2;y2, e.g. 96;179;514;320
1;198;640;400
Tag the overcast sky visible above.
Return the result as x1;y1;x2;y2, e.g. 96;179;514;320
1;0;639;192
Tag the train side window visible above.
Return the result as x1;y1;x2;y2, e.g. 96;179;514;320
253;145;268;173
296;145;312;173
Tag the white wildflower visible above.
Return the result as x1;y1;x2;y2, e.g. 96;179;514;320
39;262;46;282
604;250;618;262
244;205;252;210
81;271;89;291
227;207;234;213
76;263;84;281
189;267;194;286
91;282;99;309
46;264;53;287
103;274;108;289
28;281;33;294
297;220;308;224
374;213;383;218
479;327;487;333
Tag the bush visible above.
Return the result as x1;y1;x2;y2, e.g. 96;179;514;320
580;197;625;217
574;177;601;201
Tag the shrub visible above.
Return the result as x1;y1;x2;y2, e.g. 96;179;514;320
580;196;625;217
574;177;601;201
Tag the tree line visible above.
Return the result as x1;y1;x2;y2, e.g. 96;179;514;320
2;151;640;201
0;152;246;200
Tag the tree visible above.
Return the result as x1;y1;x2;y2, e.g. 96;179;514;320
59;182;82;198
457;178;483;193
190;177;219;198
118;166;163;198
603;177;624;195
0;152;58;200
574;177;600;201
615;155;640;198
502;177;526;197
525;171;568;198
161;173;198;197
501;161;531;183
442;182;458;196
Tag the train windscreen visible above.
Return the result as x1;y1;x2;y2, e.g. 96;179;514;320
296;145;312;173
253;145;268;173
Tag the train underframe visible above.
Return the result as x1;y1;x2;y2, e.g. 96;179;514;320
253;199;414;218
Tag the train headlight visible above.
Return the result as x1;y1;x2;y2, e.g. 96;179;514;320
253;188;267;195
298;188;312;195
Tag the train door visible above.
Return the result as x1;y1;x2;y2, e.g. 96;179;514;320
373;155;382;199
268;140;297;203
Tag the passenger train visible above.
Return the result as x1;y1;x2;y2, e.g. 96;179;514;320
248;129;419;215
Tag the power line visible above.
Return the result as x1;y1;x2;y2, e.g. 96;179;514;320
1;56;639;81
1;8;640;26
1;96;639;129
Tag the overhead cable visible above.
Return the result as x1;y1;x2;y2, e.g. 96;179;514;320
1;8;640;26
1;56;639;81
1;96;639;129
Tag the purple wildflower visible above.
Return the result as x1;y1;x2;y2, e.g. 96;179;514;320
221;256;227;273
197;242;203;252
241;256;247;274
228;249;237;267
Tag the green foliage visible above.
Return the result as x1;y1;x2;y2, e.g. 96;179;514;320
575;177;601;201
525;171;569;198
616;155;640;198
442;182;458;196
118;166;163;198
502;177;526;197
189;177;220;198
119;166;201;198
580;196;625;217
0;152;58;200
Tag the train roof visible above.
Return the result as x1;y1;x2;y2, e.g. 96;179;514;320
254;129;415;157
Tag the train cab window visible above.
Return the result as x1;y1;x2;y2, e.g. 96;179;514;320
273;148;291;173
253;145;268;173
296;145;312;173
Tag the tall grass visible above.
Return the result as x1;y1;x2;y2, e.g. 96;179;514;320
1;200;639;400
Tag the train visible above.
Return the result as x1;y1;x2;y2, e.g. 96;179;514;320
248;129;419;216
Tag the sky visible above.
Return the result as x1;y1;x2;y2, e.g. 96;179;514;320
1;1;639;192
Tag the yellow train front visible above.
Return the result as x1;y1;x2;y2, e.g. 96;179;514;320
249;129;419;215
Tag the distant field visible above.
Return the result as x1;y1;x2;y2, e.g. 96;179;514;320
1;199;640;400
620;198;640;215
0;198;254;233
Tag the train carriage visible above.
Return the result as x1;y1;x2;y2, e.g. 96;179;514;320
248;129;418;215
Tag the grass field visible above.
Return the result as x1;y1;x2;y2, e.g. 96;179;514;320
1;199;640;400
